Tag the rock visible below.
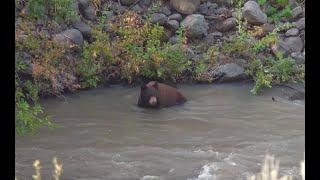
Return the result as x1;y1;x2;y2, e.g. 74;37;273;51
78;0;90;9
150;13;167;25
205;32;223;47
120;0;135;6
132;4;143;13
211;0;233;6
284;36;303;52
72;21;92;41
242;1;267;25
293;17;305;30
198;2;218;16
110;3;126;15
82;6;96;21
53;29;84;47
181;14;209;38
217;17;237;32
262;23;275;35
285;28;299;37
167;20;180;31
158;6;171;16
208;63;247;82
289;0;299;8
170;0;200;15
300;30;305;42
169;36;179;44
291;6;303;19
139;0;151;7
291;52;305;64
168;13;183;21
271;41;289;56
216;7;231;17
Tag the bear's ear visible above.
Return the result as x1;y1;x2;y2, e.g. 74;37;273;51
152;81;158;89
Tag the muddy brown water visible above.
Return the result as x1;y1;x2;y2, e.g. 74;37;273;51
15;83;305;180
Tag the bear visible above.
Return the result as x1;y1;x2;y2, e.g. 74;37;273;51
137;81;187;108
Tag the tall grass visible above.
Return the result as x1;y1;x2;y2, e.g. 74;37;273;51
247;153;305;180
16;153;305;179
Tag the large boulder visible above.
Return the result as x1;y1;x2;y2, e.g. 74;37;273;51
181;14;209;38
208;63;247;82
293;17;305;30
284;36;304;53
242;1;267;25
170;0;200;15
150;13;167;25
72;21;92;41
216;17;237;32
53;29;84;47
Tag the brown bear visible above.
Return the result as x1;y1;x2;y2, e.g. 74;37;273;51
137;81;187;108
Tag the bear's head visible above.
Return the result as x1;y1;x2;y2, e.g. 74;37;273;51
138;82;160;108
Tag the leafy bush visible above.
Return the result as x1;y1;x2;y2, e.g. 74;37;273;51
15;59;54;135
110;11;192;83
76;29;114;88
26;0;78;23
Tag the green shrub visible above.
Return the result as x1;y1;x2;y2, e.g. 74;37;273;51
76;29;114;88
26;0;78;23
111;11;192;83
15;59;54;135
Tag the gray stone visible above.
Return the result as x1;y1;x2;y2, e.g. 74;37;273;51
291;52;305;64
150;13;167;25
53;29;84;46
139;0;151;7
78;0;90;9
285;28;299;37
217;17;237;32
291;6;303;19
199;2;218;16
209;63;247;82
300;30;305;42
167;20;180;31
289;0;299;8
82;6;96;21
169;36;179;44
181;14;209;38
120;0;135;6
132;4;143;13
294;17;305;30
168;13;183;21
170;0;200;15
284;36;304;52
158;6;171;16
110;3;126;15
271;41;290;56
242;1;267;25
72;21;92;41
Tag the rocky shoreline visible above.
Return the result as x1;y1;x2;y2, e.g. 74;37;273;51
15;0;305;99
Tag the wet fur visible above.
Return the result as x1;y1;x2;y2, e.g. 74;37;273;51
137;81;187;108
